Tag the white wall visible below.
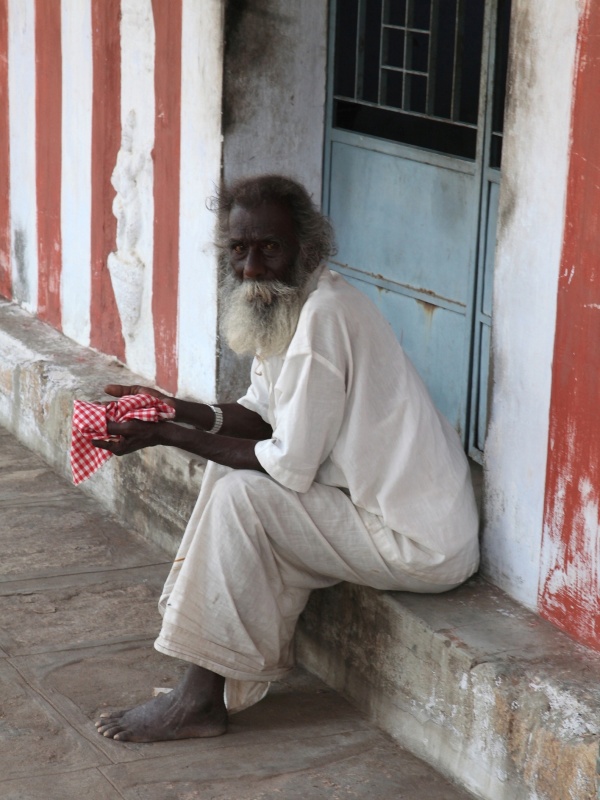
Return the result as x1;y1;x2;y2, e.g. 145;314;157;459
8;0;37;312
177;0;223;402
483;0;580;608
61;0;92;346
108;0;156;379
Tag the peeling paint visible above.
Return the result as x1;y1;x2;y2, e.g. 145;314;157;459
484;0;580;612
12;228;29;304
540;0;600;649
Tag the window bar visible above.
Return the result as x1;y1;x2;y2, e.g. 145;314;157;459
355;0;367;99
451;0;465;121
403;0;412;110
426;0;440;115
378;0;386;105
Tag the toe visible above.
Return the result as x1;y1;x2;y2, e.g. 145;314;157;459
101;724;125;738
97;721;120;735
96;711;126;727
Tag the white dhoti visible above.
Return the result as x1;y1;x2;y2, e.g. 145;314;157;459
155;462;465;712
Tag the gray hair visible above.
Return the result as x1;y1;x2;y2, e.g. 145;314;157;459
211;174;336;275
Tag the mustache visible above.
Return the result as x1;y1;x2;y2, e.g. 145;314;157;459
238;279;299;305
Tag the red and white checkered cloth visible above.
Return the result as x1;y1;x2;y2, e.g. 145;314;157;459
70;394;175;485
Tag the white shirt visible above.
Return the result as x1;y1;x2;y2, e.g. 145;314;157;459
238;267;479;581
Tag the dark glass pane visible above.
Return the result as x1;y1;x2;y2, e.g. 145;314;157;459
382;69;404;108
385;0;407;25
359;0;383;103
431;0;456;119
492;0;511;135
334;0;359;98
331;0;489;159
410;0;431;30
383;27;405;68
490;133;503;169
407;31;429;72
334;99;477;158
406;73;427;112
457;0;485;124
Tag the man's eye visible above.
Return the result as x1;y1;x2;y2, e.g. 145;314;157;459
231;244;245;255
263;242;279;252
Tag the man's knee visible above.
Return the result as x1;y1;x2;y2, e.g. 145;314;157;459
209;468;279;511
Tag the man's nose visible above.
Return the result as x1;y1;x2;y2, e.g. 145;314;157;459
243;246;266;280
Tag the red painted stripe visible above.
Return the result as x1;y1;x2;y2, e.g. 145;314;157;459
540;2;600;649
0;0;9;299
35;0;62;326
151;0;181;394
90;0;125;360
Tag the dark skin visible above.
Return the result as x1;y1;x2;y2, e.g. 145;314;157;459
93;387;272;472
92;200;300;470
95;200;302;742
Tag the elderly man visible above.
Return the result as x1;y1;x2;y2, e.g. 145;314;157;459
93;175;479;743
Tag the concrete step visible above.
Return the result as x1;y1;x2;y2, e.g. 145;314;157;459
1;297;599;799
298;581;600;799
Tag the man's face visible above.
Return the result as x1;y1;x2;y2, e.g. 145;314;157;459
227;201;300;286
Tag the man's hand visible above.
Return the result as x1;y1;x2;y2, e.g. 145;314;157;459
91;410;266;472
104;384;175;409
92;420;168;456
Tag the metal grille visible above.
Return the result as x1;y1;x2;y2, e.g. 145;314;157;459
333;0;485;158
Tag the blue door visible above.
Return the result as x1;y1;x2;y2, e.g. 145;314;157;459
324;0;511;460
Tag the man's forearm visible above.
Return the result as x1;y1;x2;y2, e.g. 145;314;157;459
159;421;266;472
173;399;273;440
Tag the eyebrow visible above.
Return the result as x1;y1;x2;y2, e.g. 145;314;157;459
228;234;284;245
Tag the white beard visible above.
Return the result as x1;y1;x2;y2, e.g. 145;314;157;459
221;277;307;358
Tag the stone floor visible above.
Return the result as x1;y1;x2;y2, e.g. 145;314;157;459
0;425;476;799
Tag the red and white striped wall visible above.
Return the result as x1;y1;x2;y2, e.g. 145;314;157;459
2;0;600;653
0;0;223;400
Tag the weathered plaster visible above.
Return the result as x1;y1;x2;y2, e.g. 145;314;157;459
60;0;92;346
8;0;37;311
298;580;600;800
175;0;223;402
539;0;600;648
483;0;580;608
108;0;156;378
222;0;327;200
219;0;328;401
0;0;10;300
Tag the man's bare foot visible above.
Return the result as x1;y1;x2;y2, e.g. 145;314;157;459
95;664;227;742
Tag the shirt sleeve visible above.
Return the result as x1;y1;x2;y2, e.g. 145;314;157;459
254;350;347;492
237;357;270;423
